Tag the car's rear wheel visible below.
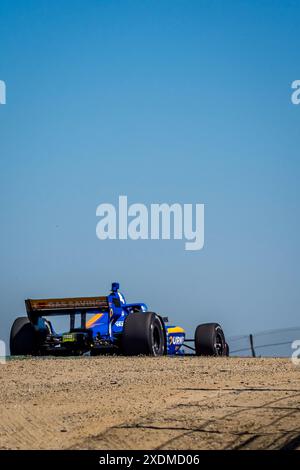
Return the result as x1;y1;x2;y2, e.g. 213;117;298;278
195;323;226;356
10;317;37;356
122;312;165;356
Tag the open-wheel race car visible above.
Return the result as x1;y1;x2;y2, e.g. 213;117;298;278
10;282;229;357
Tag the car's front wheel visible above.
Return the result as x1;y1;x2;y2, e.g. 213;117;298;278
195;323;227;356
122;311;165;356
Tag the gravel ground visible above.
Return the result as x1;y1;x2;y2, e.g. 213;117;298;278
0;356;299;450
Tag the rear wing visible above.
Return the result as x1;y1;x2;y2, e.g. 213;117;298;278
25;296;109;328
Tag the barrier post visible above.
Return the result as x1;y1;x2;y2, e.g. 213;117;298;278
249;334;256;357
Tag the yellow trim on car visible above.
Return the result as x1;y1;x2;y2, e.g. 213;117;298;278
167;326;185;334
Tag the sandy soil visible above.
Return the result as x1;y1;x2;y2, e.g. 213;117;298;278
0;356;299;450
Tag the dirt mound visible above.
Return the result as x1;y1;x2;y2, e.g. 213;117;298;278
0;356;299;450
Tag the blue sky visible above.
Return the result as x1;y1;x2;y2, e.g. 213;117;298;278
0;0;299;348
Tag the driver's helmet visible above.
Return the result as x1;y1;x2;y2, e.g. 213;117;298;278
111;282;126;304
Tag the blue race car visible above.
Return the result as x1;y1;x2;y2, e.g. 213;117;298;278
10;282;228;357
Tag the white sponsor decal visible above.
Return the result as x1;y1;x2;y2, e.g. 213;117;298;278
170;335;184;345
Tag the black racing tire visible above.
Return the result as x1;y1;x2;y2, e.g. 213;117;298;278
10;317;37;356
195;323;226;356
225;342;230;356
122;312;165;356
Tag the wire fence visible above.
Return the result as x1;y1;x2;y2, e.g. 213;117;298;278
228;326;300;357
